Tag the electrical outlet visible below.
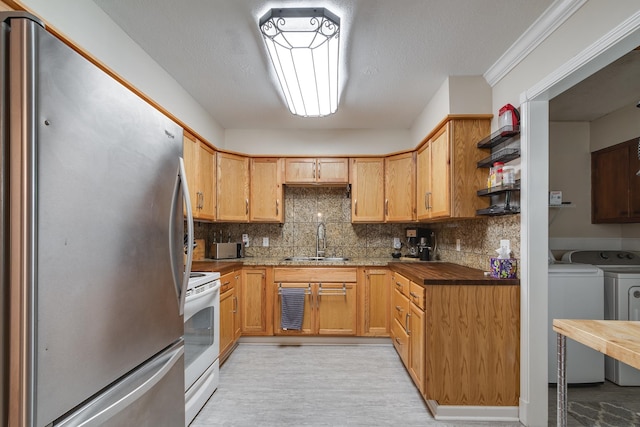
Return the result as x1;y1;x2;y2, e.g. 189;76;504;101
456;239;461;251
263;237;269;247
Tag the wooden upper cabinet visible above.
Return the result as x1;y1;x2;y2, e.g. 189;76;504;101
217;152;249;222
416;118;490;221
429;125;451;219
284;157;348;184
385;152;416;222
250;158;283;223
416;142;431;220
183;132;215;221
592;138;640;223
350;158;385;222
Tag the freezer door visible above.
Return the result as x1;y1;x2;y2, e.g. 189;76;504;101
55;341;185;427
3;18;185;426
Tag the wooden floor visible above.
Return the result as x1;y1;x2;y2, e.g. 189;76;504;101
190;343;522;427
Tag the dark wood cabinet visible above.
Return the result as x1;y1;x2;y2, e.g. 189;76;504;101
591;138;640;223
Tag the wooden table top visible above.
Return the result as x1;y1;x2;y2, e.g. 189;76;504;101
552;319;640;371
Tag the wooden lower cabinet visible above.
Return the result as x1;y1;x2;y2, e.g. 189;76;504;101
389;273;519;409
273;268;357;336
240;267;273;335
408;282;425;394
425;284;520;406
358;268;390;336
219;269;241;363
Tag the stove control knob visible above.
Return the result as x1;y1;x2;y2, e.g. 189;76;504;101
617;253;626;259
627;253;635;260
599;252;609;260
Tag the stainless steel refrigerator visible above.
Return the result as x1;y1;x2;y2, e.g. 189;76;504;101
1;12;194;427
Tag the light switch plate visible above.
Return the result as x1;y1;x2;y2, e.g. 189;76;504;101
263;237;269;247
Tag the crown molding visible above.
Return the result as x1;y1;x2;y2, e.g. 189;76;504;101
484;0;587;87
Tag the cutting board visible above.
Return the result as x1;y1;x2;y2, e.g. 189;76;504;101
193;238;205;260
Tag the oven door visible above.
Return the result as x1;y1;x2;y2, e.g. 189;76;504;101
184;280;220;392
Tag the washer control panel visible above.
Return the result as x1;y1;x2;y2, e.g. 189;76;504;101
562;250;640;266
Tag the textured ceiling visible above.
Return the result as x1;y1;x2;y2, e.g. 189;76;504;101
92;0;554;130
550;48;640;122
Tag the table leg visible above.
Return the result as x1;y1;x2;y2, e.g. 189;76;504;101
557;332;567;427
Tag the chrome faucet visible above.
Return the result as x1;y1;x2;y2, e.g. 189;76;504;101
316;222;326;258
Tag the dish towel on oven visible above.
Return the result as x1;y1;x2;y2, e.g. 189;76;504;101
280;288;305;330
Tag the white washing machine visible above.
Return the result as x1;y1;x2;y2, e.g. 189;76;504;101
562;250;640;386
548;262;605;384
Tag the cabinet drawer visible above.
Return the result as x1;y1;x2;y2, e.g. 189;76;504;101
220;271;235;293
392;288;410;328
409;281;425;310
391;272;410;297
274;267;357;283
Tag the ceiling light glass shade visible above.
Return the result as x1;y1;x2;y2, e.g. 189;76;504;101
259;8;340;117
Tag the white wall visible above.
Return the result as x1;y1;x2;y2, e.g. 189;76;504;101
410;76;492;145
225;129;411;156
548;121;625;244
19;0;225;146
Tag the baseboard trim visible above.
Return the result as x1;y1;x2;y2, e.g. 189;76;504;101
238;336;392;346
426;400;519;421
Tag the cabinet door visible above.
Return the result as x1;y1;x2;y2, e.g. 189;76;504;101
391;317;409;368
240;268;268;334
197;143;216;221
385;152;416;221
233;271;242;340
183;133;200;218
250;158;283;222
592;142;637;223
274;283;314;335
416;143;431;220
316;282;357;335
429;124;451;219
630;141;640;218
317;158;349;183
409;302;425;394
359;268;390;336
350;158;385;222
219;288;235;360
284;158;317;183
217;152;249;221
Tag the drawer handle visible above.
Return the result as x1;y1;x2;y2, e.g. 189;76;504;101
410;292;419;298
395;282;402;288
395;305;403;313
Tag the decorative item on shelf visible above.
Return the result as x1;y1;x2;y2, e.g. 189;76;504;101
498;104;520;133
549;191;563;206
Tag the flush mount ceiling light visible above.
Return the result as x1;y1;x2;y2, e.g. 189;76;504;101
259;8;340;117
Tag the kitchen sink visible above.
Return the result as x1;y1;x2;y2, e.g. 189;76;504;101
283;256;350;262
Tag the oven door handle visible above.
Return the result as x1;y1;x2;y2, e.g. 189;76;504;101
186;282;221;304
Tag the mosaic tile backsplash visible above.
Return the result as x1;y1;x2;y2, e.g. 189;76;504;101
193;187;520;272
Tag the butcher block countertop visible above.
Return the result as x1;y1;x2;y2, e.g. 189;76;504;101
192;258;518;286
552;319;640;370
389;262;519;286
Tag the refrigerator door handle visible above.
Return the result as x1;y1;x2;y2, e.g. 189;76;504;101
55;343;184;427
170;157;193;315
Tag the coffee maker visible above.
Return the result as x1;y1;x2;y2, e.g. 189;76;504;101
405;227;432;260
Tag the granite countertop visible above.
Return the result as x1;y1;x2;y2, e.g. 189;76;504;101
191;257;519;286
